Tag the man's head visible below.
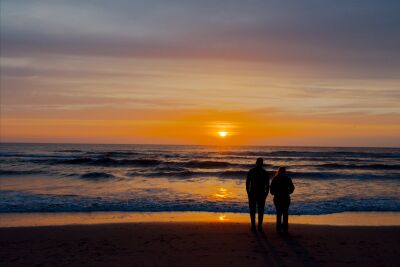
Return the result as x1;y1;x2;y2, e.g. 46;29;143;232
256;158;263;167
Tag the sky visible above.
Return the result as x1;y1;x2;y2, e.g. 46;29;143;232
1;0;399;146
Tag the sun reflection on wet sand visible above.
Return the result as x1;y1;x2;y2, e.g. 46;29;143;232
218;214;228;221
1;212;399;228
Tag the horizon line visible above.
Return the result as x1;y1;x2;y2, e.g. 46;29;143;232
1;141;399;149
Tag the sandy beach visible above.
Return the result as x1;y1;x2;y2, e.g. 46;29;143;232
1;222;399;267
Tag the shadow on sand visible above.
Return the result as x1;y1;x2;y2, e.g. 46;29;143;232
254;231;320;267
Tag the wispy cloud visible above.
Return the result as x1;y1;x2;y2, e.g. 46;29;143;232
2;1;399;73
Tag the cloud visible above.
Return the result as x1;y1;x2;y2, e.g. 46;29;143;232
1;0;400;76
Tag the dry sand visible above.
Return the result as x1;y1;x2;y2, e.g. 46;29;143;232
1;222;399;267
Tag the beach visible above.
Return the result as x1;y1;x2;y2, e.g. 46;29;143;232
1;221;399;267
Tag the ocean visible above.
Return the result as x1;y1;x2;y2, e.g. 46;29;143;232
0;143;399;215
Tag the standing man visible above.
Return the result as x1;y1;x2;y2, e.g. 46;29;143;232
246;158;270;232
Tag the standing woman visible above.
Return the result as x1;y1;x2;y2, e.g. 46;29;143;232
270;167;295;233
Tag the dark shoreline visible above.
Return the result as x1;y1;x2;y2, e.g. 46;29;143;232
1;222;399;266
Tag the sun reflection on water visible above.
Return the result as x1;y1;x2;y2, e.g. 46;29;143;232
214;187;230;199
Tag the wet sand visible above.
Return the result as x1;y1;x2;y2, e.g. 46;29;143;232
2;211;400;227
1;222;399;267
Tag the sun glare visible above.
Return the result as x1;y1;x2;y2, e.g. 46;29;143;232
218;131;228;137
218;215;228;221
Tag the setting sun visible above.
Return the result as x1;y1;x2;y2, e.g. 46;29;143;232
218;131;228;137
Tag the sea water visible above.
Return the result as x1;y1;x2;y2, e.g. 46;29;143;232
1;143;399;215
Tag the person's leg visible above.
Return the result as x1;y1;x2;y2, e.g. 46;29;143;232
282;198;290;233
257;197;266;231
248;195;256;230
274;198;282;232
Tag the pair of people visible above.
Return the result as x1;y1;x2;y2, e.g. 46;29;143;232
246;158;295;233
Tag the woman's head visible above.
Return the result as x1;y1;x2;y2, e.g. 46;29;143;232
275;166;286;177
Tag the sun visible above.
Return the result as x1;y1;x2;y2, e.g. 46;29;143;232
218;131;228;137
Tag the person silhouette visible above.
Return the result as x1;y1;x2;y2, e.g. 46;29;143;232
246;158;270;232
270;167;295;233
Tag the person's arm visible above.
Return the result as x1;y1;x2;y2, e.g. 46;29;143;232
246;171;251;195
265;173;270;196
288;177;295;194
270;179;275;195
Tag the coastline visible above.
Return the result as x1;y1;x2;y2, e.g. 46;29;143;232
1;211;399;228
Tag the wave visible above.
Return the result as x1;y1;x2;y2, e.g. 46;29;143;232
317;163;400;170
123;168;398;180
0;153;72;159
172;161;257;169
60;157;93;164
154;166;188;172
0;169;43;176
141;170;195;178
56;149;82;153
103;151;141;157
1;191;398;215
80;172;117;180
56;157;161;166
129;170;249;178
217;150;400;159
183;160;232;168
218;170;248;178
289;171;399;180
81;151;142;157
34;157;255;169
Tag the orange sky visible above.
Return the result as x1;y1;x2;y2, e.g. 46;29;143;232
1;1;399;147
2;105;399;146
